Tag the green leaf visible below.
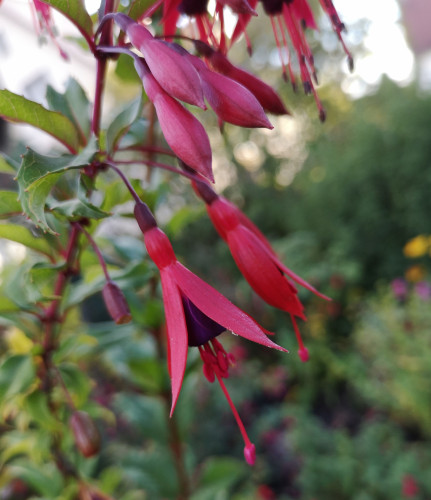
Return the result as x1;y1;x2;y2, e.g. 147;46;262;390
0;191;21;217
41;0;93;42
58;363;91;407
17;137;99;233
0;154;19;173
29;262;65;300
0;90;80;152
51;175;110;221
128;359;165;393
114;394;168;443
166;205;205;237
106;95;143;153
24;391;62;431
114;53;143;84
46;78;91;143
0;355;35;404
128;0;156;20
0;224;54;258
0;296;20;314
8;461;64;497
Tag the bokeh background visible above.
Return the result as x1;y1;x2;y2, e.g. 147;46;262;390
1;0;431;499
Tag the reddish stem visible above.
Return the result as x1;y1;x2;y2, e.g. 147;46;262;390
73;223;110;281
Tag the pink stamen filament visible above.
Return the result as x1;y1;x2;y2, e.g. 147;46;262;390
278;19;296;89
199;341;254;459
270;16;288;81
290;314;310;362
215;372;253;450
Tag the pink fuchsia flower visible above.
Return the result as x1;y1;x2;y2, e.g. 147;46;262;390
193;181;329;361
133;58;213;182
196;44;289;116
134;201;286;464
30;0;68;60
102;281;132;324
163;0;255;51
171;43;273;128
112;13;205;108
232;0;352;120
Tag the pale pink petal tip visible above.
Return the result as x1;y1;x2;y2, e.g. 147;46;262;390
298;347;309;362
244;443;256;466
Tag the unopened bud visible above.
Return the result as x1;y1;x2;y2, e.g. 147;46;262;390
70;411;101;458
102;281;132;325
134;201;157;234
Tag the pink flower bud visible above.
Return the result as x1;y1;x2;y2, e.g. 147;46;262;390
114;13;205;108
102;281;132;325
69;411;101;458
135;60;213;181
206;49;289;116
187;56;273;129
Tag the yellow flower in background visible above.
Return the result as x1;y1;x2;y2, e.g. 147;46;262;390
403;235;431;258
405;265;426;283
5;327;33;354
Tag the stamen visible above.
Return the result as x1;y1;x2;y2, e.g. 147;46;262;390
270;16;288;82
278;20;296;90
215;372;256;465
290;314;309;362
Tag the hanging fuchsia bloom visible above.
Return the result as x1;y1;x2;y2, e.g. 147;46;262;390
112;13;205;108
170;43;273;128
30;0;68;60
134;58;213;182
134;200;286;464
193;181;329;361
195;43;289;115
163;0;255;52
232;0;352;120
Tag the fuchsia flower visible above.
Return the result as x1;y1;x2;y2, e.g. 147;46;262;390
133;58;213;182
196;43;289;116
232;0;352;120
134;200;286;464
113;13;205;108
193;180;329;361
170;43;273;128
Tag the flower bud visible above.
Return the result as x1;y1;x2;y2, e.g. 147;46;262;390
70;411;101;458
102;281;132;325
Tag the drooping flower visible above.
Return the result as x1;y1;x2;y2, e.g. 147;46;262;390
112;13;205;108
69;411;101;458
193;180;329;361
195;43;289;116
133;58;213;182
170;43;273;128
232;0;352;120
162;0;255;51
134;200;286;463
102;281;132;324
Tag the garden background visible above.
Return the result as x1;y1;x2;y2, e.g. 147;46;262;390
0;0;431;499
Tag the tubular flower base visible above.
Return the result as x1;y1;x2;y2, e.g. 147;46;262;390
134;201;286;464
193;180;330;361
